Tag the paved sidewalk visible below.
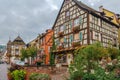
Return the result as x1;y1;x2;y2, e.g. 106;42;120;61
0;63;8;80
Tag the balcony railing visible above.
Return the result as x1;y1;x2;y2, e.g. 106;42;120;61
72;40;81;47
58;31;64;37
72;25;80;33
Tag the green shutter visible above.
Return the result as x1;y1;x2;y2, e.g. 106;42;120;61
57;39;59;45
79;16;83;24
79;32;83;40
70;21;73;28
64;37;67;43
70;35;73;42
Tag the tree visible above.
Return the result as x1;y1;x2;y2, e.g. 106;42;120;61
50;36;56;66
118;28;120;49
69;42;108;80
21;46;37;64
27;47;37;57
107;47;120;59
21;48;29;61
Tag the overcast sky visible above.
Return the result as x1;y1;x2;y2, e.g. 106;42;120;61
0;0;120;45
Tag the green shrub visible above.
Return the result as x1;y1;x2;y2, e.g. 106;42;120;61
29;73;51;80
11;70;26;80
69;42;120;80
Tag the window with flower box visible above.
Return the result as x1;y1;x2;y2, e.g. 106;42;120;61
69;21;73;33
64;36;69;48
74;18;79;27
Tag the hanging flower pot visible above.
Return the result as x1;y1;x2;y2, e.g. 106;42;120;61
72;41;81;47
72;26;80;33
58;31;64;37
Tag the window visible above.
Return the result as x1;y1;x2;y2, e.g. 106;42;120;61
74;18;79;26
74;33;79;41
69;34;73;43
55;39;59;46
113;38;117;47
66;11;70;17
69;21;73;28
79;16;83;25
15;49;19;55
11;45;14;49
69;21;73;32
65;11;70;21
60;25;64;32
64;37;67;44
15;46;18;49
90;30;93;40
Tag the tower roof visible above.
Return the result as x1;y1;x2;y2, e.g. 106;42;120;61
12;36;25;45
7;40;12;45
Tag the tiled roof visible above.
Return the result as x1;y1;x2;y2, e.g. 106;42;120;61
52;0;119;29
73;0;97;12
74;0;119;27
12;36;25;45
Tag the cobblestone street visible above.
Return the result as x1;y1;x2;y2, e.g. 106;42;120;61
0;63;8;80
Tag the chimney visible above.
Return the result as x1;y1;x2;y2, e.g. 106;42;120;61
46;29;52;33
99;5;103;12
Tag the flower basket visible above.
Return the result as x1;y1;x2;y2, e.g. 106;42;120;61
72;26;80;33
58;31;64;37
57;46;64;50
72;41;80;47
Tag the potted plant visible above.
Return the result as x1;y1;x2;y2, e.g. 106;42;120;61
58;31;64;37
72;26;80;33
7;72;13;80
7;66;17;80
11;70;26;80
72;41;80;47
36;59;43;69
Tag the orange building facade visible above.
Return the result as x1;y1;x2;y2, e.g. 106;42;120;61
38;29;53;64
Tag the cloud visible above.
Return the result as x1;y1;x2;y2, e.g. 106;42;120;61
0;0;63;45
0;0;119;45
88;0;100;6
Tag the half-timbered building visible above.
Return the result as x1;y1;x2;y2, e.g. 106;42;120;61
6;36;26;63
52;0;120;65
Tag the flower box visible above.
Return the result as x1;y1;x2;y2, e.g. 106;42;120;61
58;31;64;37
72;41;81;47
72;26;80;33
57;46;64;50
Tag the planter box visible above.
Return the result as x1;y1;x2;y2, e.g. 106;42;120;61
72;41;81;47
57;46;64;50
58;31;64;37
72;26;80;33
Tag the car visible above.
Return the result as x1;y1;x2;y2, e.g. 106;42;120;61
13;60;25;66
0;61;4;64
